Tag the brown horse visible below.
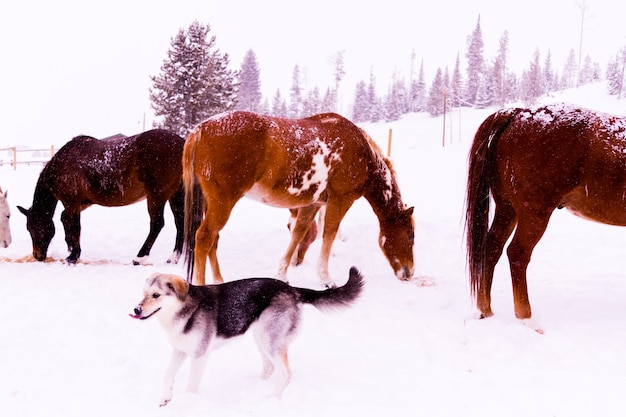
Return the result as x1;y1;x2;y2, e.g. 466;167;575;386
183;111;415;286
18;129;185;264
466;104;626;328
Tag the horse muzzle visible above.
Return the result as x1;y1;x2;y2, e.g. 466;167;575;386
395;265;414;281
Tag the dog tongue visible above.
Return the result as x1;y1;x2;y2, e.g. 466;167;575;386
129;313;142;319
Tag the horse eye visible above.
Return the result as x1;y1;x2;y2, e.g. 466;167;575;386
152;293;160;299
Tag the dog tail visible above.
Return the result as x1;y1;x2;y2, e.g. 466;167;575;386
296;267;364;310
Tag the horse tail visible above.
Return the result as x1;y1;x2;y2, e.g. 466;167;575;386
465;109;516;297
182;128;204;283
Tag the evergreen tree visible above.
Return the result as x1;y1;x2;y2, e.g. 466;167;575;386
367;69;383;122
450;53;463;107
561;48;578;89
427;67;445;116
492;31;509;107
543;50;556;94
409;59;427;112
384;75;407;121
578;54;595;85
271;89;288;117
289;65;303;118
149;21;238;137
330;50;345;112
352;81;369;122
465;16;485;106
521;48;543;104
607;47;626;97
236;49;262;112
302;86;322;116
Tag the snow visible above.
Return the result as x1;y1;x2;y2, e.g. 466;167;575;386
2;83;626;417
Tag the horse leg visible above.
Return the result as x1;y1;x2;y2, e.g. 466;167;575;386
506;210;553;325
277;205;320;281
60;209;81;263
194;195;239;285
317;197;356;287
167;186;185;264
133;197;166;265
477;202;517;318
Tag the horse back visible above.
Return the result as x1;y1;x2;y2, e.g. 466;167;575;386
42;130;184;206
188;111;375;207
493;105;626;224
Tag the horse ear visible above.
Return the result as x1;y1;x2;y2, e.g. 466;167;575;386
17;206;29;216
405;206;414;216
167;275;189;301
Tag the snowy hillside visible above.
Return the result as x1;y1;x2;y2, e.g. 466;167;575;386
1;82;626;417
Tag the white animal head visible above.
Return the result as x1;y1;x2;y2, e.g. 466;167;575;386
129;273;189;320
0;188;11;248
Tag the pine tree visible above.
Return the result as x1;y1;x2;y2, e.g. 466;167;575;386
521;48;543;105
302;86;322;116
450;53;463;108
607;47;626;97
236;49;262;112
330;50;345;112
352;81;369;122
289;65;303;118
543;50;556;94
427;68;445;116
409;59;427;112
492;31;509;107
465;16;485;106
561;49;578;89
149;21;238;137
271;89;288;117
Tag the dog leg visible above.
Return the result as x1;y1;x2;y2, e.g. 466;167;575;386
272;351;292;398
160;349;187;407
186;353;209;393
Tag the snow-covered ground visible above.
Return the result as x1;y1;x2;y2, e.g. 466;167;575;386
2;83;626;417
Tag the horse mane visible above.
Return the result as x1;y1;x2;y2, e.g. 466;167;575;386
358;127;397;176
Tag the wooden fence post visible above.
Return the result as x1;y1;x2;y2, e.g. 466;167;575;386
387;128;393;157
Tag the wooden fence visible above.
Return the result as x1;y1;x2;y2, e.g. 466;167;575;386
0;146;55;170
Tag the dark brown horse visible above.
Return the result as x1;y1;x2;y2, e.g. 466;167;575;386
466;104;626;329
18;129;185;264
183;111;415;286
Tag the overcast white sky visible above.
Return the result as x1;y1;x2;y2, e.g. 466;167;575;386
0;0;624;147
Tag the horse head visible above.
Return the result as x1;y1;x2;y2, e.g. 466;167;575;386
378;205;415;280
17;205;55;261
0;189;11;248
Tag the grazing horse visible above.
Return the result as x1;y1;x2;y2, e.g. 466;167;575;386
183;111;415;286
18;129;185;264
0;187;11;248
466;104;626;328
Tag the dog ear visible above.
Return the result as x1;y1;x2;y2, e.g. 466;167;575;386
167;275;189;301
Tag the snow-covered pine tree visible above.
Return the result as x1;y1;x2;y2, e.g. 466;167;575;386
606;47;626;97
520;48;543;105
149;21;238;137
450;54;463;108
427;67;445;116
464;16;485;107
236;49;262;112
271;89;288;117
409;59;427;112
492;31;509;107
289;65;303;118
352;80;369;122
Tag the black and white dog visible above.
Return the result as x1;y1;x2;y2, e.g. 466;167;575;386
130;267;364;407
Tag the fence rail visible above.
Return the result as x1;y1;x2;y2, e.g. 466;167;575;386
0;146;55;170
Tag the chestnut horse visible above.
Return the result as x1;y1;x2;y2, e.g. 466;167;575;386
0;187;11;248
18;129;185;264
183;111;415;286
466;104;626;329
